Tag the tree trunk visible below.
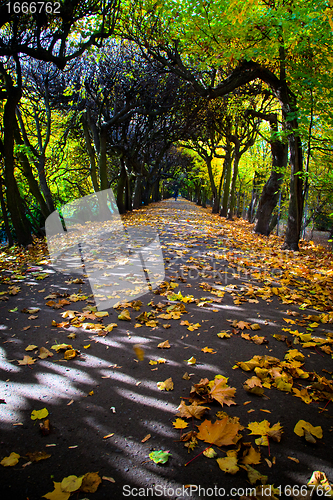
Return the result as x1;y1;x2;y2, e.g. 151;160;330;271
282;129;303;250
3;82;32;245
99;126;108;191
14;121;50;220
206;156;219;213
117;161;127;214
0;176;13;246
132;174;142;209
82;113;99;192
227;145;240;220
255;140;288;236
220;142;232;217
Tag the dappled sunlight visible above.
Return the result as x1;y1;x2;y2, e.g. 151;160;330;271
0;346;20;373
117;388;177;414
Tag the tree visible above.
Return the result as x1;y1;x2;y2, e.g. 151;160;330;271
0;0;120;245
120;0;333;249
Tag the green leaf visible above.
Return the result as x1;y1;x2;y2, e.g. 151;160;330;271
149;450;171;464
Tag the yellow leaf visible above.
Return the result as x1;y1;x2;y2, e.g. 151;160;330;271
157;377;174;391
294;420;323;439
95;311;109;318
217;331;231;338
51;344;72;352
185;356;196;365
157;340;170;348
80;472;102;493
250;323;261;330
216;454;239;474
61;475;84;493
83;344;91;349
25;344;38;351
38;347;53;359
42;482;71;500
133;345;144;361
172;418;188;429
104;323;118;332
203;447;217;458
64;349;77;360
18;355;36;365
201;346;216;353
1;452;20;467
149;360;157;365
118;309;131;321
31;408;49;420
241;445;261;465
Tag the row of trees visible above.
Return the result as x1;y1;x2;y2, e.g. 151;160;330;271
1;0;332;250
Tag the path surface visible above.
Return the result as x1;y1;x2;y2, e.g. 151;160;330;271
1;198;333;499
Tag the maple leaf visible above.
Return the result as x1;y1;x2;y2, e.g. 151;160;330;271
42;482;71;500
217;331;231;338
209;378;236;407
172;418;188;429
201;347;216;353
18;355;36;365
236;320;251;330
247;420;283;443
197;418;241;446
176;400;209;420
240;445;261;465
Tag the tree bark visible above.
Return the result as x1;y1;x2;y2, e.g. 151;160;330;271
0;176;13;246
220;141;232;217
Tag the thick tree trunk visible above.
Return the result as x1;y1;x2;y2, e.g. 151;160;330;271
99;126;108;191
282;129;303;250
255;140;288;236
3;84;32;245
14;123;50;220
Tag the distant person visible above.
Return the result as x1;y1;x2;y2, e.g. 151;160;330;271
174;191;178;201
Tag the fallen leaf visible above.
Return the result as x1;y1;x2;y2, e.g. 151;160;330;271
172;418;188;429
157;340;170;348
294;420;323;440
103;433;114;439
203;447;217;458
26;451;51;462
39;347;53;359
185;356;196;365
118;309;131;321
197;418;241;446
1;452;20;467
217;453;239;474
25;344;38;351
176;400;209;420
61;475;83;493
18;355;36;365
80;472;102;493
201;347;216;353
157;377;174;391
133;345;145;361
42;482;71;500
141;434;151;443
149;450;171;464
31;408;49;420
